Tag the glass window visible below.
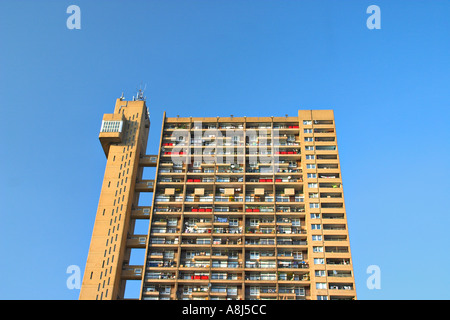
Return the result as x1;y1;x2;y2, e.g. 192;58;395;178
315;270;326;277
316;283;327;289
100;120;123;133
314;258;324;264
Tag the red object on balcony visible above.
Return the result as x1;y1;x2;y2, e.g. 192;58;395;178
276;179;282;182
187;179;194;182
192;208;198;212
201;276;209;280
289;126;293;128
253;209;260;212
194;179;201;182
293;125;299;128
266;179;273;182
246;209;252;212
194;276;201;279
288;151;294;154
199;209;205;212
206;208;212;212
260;179;266;182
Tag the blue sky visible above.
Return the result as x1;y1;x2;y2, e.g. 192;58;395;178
0;0;449;300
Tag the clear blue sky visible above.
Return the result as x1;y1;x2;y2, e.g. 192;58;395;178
1;0;449;300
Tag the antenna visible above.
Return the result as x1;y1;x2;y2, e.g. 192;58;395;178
135;82;147;101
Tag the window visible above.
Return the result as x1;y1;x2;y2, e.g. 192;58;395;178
309;193;318;198
311;224;321;230
193;161;201;168
314;258;325;264
305;155;315;160
312;235;322;241
100;120;123;133
310;213;320;219
304;137;313;142
250;287;260;295
316;283;327;289
313;246;323;253
315;270;326;277
249;251;260;260
317;295;328;300
304;129;312;133
308;183;318;188
307;173;317;179
310;203;319;209
316;146;336;151
303;120;312;125
306;163;316;169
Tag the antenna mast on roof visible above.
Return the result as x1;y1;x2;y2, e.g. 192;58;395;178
133;82;147;101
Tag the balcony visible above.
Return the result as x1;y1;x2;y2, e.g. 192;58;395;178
327;270;353;278
277;261;309;269
327;258;351;266
185;194;214;203
319;183;342;190
276;239;307;247
278;273;310;282
145;272;177;281
215;195;244;202
275;195;304;203
155;194;184;203
329;284;355;294
153;206;182;213
149;237;179;246
245;206;274;214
